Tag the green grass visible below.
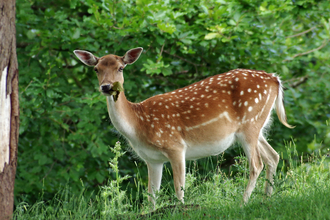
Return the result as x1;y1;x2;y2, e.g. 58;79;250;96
14;142;330;219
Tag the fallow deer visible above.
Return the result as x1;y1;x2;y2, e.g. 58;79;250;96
73;47;293;206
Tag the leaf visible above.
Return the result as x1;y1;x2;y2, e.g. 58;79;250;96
157;23;176;34
204;33;220;40
111;82;124;102
72;28;80;39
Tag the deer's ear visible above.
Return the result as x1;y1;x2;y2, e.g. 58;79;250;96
73;50;99;66
122;47;143;65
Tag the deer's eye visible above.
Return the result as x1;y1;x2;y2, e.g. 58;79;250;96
94;67;98;73
118;67;124;72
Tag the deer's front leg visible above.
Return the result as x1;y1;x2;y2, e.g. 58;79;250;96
168;151;186;203
146;162;163;206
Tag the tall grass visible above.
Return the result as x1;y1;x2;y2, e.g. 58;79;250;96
14;141;330;219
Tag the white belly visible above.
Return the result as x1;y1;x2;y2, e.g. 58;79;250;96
185;133;235;160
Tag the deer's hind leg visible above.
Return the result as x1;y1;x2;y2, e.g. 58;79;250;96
237;131;264;204
258;135;279;197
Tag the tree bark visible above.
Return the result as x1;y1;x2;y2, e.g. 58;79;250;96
0;0;19;219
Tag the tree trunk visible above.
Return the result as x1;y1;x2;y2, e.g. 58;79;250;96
0;0;19;219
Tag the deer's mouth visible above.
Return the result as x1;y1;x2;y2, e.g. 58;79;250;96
100;82;124;101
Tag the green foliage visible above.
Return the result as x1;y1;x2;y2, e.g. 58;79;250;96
99;142;131;217
16;0;330;205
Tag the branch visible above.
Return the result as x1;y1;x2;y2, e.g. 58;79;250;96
283;39;330;62
286;26;318;38
283;76;308;90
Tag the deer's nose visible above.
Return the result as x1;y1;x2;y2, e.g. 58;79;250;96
100;84;111;92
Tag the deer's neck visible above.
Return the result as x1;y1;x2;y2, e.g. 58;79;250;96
106;92;138;139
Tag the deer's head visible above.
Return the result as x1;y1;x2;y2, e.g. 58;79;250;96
74;48;143;96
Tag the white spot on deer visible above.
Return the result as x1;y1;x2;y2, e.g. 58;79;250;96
140;116;144;121
196;108;200;110
159;102;162;106
255;98;259;103
257;85;260;88
201;94;205;98
227;91;231;95
248;106;253;112
233;101;236;106
159;129;164;133
186;116;190;119
254;90;257;93
244;101;248;106
205;103;209;107
190;105;194;108
207;95;212;98
171;91;176;94
165;105;169;109
201;114;205;117
240;91;244;96
213;90;217;93
177;126;182;131
172;126;175;130
264;90;267;94
172;114;176;117
239;102;242;107
265;84;268;87
156;132;161;137
231;85;234;89
248;88;252;93
166;124;171;128
151;124;154;128
176;113;180;117
187;110;191;113
235;77;239;81
228;80;232;84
